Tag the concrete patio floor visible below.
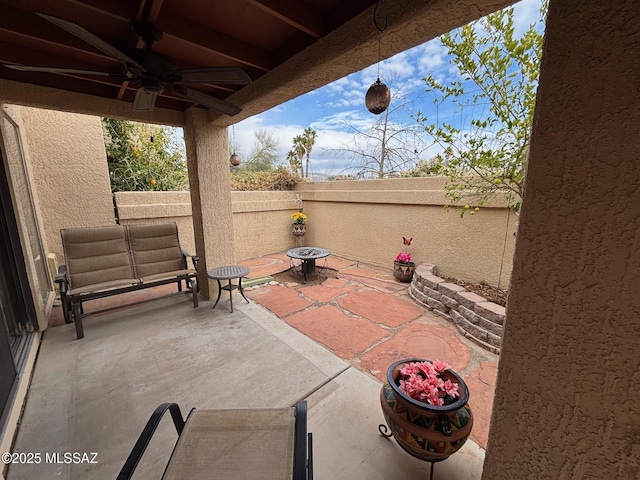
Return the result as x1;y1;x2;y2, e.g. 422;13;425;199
8;252;497;480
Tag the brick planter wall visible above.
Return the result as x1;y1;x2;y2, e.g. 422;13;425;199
409;263;505;355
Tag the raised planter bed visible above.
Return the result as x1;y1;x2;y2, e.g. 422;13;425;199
409;263;505;355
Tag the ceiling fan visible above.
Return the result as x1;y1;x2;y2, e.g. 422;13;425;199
4;13;251;115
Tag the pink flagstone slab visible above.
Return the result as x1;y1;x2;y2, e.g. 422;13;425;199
461;361;498;450
340;265;398;283
325;256;355;270
299;278;359;302
337;289;423;327
246;285;312;317
239;256;290;278
360;321;472;382
338;272;406;294
285;304;389;359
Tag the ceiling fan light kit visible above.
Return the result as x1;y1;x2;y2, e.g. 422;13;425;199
3;13;250;115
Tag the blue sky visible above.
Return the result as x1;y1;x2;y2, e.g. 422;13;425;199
231;0;544;177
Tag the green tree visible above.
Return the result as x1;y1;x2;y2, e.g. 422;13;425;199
301;127;317;178
416;2;547;215
102;118;188;192
234;129;280;172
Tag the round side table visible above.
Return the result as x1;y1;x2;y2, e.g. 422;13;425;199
207;265;250;313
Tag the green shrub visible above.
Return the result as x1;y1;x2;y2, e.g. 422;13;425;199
230;167;302;191
102;118;188;192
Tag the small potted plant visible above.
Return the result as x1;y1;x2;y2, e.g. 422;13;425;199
291;211;307;237
393;236;415;282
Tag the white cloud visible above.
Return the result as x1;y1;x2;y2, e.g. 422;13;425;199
512;0;544;36
415;40;448;72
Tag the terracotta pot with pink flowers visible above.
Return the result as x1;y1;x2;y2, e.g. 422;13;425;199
379;358;473;464
393;236;415;282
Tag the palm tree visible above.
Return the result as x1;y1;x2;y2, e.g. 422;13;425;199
293;135;306;177
301;127;317;178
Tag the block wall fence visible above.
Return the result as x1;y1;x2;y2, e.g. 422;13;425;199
109;177;516;288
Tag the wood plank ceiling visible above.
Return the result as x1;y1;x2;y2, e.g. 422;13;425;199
0;0;378;115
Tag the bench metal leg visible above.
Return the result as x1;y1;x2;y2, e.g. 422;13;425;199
72;302;84;340
190;279;198;308
61;295;72;324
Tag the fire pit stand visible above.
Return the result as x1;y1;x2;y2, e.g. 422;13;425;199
286;247;330;283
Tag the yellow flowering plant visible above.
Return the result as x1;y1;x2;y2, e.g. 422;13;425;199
291;212;307;224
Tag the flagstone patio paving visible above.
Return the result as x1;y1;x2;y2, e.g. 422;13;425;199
241;252;499;450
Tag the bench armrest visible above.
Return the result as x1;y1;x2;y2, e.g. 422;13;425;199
181;249;199;271
55;264;69;294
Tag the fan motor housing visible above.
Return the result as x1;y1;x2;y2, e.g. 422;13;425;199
141;78;165;93
126;49;179;77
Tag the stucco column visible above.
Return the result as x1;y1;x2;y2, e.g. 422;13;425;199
482;1;640;479
183;108;234;300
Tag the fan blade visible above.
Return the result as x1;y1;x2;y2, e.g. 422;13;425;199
167;85;241;116
37;13;146;73
172;67;251;85
4;64;126;80
133;88;157;112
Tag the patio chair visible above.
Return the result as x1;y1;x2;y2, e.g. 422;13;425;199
116;401;313;480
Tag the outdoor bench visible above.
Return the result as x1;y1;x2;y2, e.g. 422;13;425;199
55;222;198;339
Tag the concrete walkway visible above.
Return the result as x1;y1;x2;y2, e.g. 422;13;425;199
239;252;499;450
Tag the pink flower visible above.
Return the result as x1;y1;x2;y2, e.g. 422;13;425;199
397;359;461;406
427;391;444;406
399;362;421;376
443;379;460;398
395;252;412;263
417;361;437;378
432;359;450;373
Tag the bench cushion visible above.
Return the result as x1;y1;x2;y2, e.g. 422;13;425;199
127;223;187;278
61;226;136;289
67;278;141;296
139;270;196;284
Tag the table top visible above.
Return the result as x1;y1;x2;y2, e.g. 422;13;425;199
207;265;250;280
286;247;330;260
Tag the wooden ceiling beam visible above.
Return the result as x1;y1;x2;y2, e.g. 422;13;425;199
0;14;120;67
246;0;323;39
155;14;271;71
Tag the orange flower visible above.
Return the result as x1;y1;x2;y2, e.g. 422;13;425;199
150;179;156;185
